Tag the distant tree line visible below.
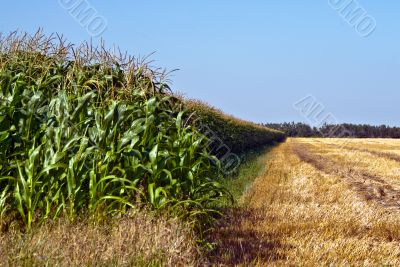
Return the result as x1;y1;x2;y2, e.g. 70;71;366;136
263;122;400;138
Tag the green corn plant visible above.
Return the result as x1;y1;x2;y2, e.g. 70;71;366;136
0;31;243;236
0;183;10;219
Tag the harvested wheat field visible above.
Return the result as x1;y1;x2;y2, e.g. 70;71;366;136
211;138;400;266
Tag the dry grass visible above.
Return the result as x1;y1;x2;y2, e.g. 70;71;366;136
210;138;400;266
0;210;200;266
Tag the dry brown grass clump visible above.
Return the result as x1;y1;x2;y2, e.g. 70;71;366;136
0;210;200;266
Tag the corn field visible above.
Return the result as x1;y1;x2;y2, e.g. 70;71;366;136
187;100;285;154
0;31;231;231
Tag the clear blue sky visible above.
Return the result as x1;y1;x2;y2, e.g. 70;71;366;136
1;1;399;125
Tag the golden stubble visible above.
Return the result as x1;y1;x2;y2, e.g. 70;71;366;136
212;138;400;266
307;139;400;189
